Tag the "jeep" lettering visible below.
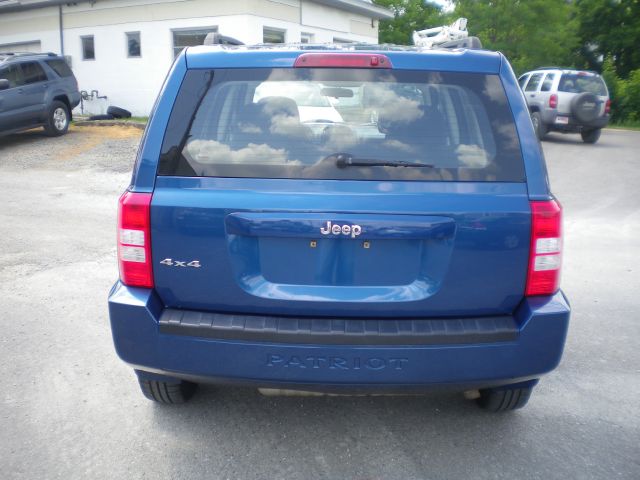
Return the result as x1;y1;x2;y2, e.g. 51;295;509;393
320;221;362;238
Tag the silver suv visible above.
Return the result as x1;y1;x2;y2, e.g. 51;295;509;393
518;67;610;144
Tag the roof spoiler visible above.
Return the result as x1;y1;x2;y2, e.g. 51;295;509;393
203;33;244;46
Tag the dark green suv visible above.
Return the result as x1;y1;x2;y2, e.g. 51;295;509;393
0;52;81;137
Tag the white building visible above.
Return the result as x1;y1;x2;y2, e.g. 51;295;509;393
0;0;392;115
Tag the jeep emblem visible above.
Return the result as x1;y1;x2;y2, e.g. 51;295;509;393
320;221;362;238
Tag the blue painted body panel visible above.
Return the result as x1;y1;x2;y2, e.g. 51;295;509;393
130;51;187;192
109;282;570;388
110;45;568;391
151;178;530;317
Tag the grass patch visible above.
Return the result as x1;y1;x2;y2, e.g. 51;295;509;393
610;121;640;131
129;116;149;123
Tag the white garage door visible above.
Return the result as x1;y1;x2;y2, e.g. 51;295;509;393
0;41;42;53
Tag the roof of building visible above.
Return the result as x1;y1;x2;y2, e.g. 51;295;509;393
0;0;394;19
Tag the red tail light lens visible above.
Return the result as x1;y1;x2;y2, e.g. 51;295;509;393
294;53;392;68
526;200;562;296
118;191;153;288
605;99;611;114
549;94;558;109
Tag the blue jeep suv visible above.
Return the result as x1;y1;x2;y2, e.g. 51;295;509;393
0;52;80;137
108;44;570;412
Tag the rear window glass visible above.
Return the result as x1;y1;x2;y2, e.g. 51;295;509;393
159;69;525;182
45;59;74;78
559;74;607;95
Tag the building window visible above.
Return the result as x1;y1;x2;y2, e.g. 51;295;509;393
263;28;285;44
300;32;314;44
172;27;217;57
333;37;354;43
81;35;95;60
126;32;141;57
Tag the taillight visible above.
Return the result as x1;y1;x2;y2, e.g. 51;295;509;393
549;94;558;109
117;191;153;288
525;200;562;296
605;99;611;114
294;53;392;68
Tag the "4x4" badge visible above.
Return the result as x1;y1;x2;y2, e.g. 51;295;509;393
159;258;201;268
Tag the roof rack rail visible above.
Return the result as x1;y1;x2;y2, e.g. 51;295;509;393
534;66;599;74
0;51;58;59
203;33;244;46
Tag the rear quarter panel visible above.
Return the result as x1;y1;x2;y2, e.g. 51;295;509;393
499;59;550;200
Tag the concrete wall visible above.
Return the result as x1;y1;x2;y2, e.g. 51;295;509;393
0;0;381;116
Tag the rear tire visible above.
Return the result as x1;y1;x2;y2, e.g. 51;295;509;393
531;111;546;140
106;105;132;119
44;101;69;137
138;378;197;404
581;128;601;144
476;383;533;412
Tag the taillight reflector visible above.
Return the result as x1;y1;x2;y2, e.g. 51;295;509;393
294;53;392;69
549;94;558;109
525;200;562;296
605;99;611;114
118;191;153;288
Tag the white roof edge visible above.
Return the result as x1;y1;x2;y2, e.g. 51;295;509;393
312;0;394;19
0;0;394;19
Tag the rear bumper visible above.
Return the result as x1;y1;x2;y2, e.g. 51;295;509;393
541;109;609;131
108;282;570;390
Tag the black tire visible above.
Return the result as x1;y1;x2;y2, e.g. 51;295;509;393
531;111;546;140
44;100;70;136
107;105;132;119
476;384;533;412
581;128;601;144
570;92;600;123
138;378;197;404
88;114;115;120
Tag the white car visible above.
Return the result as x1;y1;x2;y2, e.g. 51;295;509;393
254;82;343;123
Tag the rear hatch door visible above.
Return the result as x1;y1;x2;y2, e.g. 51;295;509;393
151;65;530;318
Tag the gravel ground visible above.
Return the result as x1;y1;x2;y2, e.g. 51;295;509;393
0;126;638;480
0;125;139;172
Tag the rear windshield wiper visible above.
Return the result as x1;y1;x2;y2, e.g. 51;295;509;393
330;153;434;169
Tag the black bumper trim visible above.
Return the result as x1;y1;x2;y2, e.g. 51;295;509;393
159;309;518;345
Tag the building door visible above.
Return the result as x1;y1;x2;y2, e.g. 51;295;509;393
0;41;42;53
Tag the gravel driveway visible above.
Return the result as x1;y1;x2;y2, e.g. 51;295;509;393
0;126;638;480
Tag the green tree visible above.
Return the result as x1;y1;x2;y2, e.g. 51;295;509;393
576;0;640;78
451;0;580;75
373;0;445;45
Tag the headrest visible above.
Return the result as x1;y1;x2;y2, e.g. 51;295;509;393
257;96;300;121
